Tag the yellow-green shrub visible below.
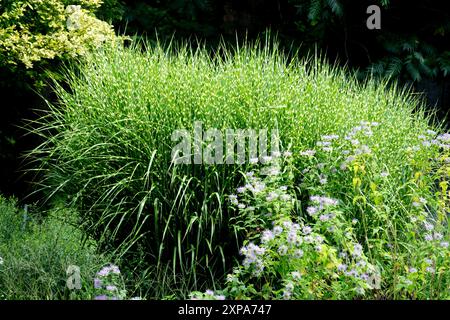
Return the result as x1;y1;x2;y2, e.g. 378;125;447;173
0;0;117;71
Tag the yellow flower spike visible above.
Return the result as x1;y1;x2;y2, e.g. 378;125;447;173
414;171;422;181
353;177;362;189
370;182;377;193
439;181;448;193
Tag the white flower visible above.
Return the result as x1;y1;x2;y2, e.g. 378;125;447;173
273;226;283;235
0;256;3;265
352;244;363;257
433;232;443;240
261;230;275;243
291;271;302;280
337;264;347;272
294;249;304;258
278;245;288;255
237;186;246;193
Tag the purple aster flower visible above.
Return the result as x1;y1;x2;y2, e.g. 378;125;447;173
287;230;299;245
94;278;102;289
337;264;347;272
273;225;283;235
424;234;433;241
97;266;110;277
360;273;369;281
237;186;246;193
294;249;304;258
266;192;278;201
302;226;312;235
228;194;238;205
106;285;117;292
426;267;435;273
352;244;363;257
356;260;366;267
437;133;450;141
278;245;288;255
434;232;443;240
306;206;318;216
94;295;108;300
261;230;275;243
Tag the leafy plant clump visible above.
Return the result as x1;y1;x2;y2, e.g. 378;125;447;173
193;123;449;300
30;39;447;298
0;0;120;84
0;196;111;299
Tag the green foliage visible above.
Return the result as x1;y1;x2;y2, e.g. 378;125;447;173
0;196;111;299
122;0;216;38
367;36;450;82
95;0;125;24
0;0;118;82
28;38;444;298
194;123;449;300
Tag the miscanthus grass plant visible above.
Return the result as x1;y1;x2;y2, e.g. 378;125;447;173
27;38;448;298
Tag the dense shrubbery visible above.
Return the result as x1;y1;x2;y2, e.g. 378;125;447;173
0;196;111;299
0;0;118;83
27;40;449;298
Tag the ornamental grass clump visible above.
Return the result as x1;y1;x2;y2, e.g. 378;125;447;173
29;39;447;297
